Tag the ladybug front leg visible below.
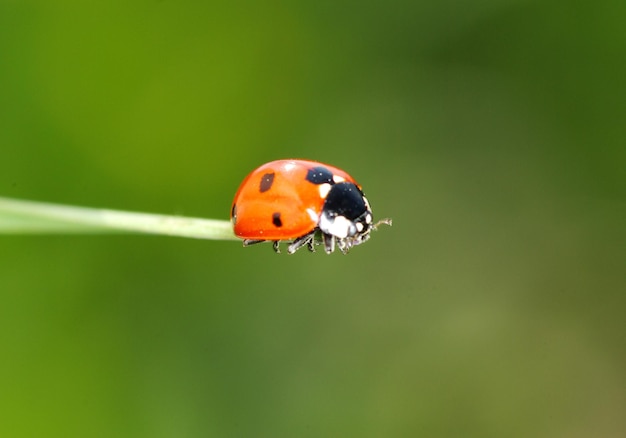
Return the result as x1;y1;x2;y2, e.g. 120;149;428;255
322;233;336;254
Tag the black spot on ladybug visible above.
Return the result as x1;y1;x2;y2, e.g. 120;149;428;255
306;166;334;185
259;172;275;193
272;212;283;227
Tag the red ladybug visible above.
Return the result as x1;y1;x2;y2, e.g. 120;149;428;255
231;159;390;254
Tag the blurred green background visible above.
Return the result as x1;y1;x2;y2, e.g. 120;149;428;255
1;1;625;437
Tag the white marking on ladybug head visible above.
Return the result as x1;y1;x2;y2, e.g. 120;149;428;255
319;213;356;239
356;222;364;232
318;183;332;199
365;213;372;224
333;175;345;184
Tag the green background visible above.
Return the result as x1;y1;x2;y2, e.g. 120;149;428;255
1;1;624;437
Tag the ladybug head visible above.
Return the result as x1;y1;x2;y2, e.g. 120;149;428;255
318;182;376;253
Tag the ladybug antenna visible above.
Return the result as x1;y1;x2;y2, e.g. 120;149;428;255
373;218;392;230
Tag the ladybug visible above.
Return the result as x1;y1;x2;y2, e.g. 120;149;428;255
231;159;391;254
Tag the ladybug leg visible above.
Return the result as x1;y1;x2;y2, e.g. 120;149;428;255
243;239;266;246
322;233;336;254
336;239;350;255
243;239;280;253
287;232;315;254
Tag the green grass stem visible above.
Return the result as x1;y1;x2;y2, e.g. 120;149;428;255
0;196;237;241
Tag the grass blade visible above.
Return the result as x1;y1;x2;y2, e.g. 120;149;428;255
0;196;237;241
